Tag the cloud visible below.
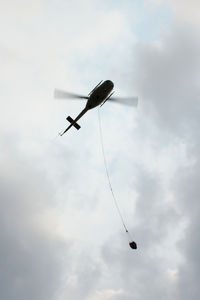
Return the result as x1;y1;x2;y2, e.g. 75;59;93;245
134;23;200;138
96;4;200;300
150;0;200;23
173;158;200;300
100;165;181;300
168;0;200;23
58;250;103;299
80;2;200;299
0;138;71;300
1;0;200;299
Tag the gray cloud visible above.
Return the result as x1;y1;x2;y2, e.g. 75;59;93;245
135;24;200;138
173;158;200;300
134;20;200;300
91;15;200;300
100;166;180;300
0;138;71;300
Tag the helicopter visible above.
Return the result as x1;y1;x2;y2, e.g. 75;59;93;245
54;80;138;136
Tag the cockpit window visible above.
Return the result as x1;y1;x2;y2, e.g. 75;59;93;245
104;80;114;87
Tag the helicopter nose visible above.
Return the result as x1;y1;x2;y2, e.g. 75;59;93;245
105;80;114;88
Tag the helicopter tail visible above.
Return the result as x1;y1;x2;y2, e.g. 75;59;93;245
59;108;88;136
66;116;81;130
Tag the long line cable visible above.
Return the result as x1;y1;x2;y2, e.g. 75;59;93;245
98;107;132;240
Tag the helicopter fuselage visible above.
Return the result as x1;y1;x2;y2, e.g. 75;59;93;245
86;80;114;109
59;80;114;136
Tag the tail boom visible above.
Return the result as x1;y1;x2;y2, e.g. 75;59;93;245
60;108;88;136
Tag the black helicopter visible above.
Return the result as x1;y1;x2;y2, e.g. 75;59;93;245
54;80;138;136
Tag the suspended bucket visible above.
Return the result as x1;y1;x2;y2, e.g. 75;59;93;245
129;241;137;250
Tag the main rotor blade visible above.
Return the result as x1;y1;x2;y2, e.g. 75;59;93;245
108;96;138;107
54;89;89;100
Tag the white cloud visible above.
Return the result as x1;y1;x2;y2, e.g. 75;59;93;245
169;0;200;23
149;0;200;23
88;288;125;300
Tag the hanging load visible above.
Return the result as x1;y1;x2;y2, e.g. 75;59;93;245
129;241;137;250
98;108;138;251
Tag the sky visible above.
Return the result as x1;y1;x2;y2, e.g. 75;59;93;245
0;0;200;299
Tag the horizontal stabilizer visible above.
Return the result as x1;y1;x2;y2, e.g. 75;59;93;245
66;116;81;130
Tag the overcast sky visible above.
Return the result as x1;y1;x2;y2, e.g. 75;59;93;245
0;0;200;299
